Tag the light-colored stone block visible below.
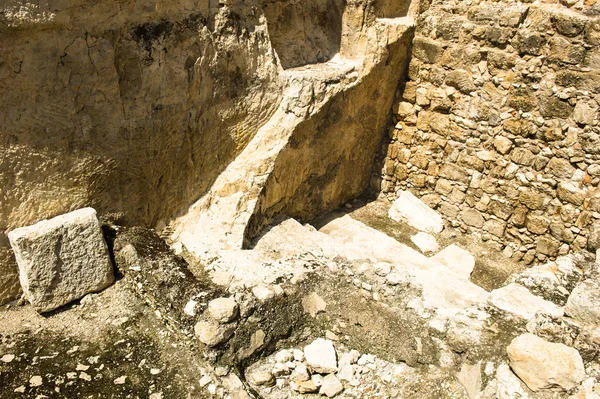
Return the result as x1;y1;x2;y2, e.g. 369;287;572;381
7;208;114;313
389;191;444;234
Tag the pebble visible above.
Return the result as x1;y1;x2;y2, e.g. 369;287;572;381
79;372;92;381
113;376;127;385
1;354;15;363
199;375;212;387
29;376;42;387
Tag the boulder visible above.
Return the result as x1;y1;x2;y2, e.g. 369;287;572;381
304;338;338;374
389;191;444;234
565;279;600;325
7;208;114;313
507;333;585;391
488;283;563;321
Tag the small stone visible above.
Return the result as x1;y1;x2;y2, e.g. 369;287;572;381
302;292;327;318
291;380;318;393
320;374;344;398
272;362;290;377
432;244;475;281
304;338;338;374
199;375;212;387
149;393;163;399
275;349;293;363
456;363;482;399
1;354;15;363
293;363;310;381
410;232;439;254
252;284;275;303
507;333;585;391
293;349;304;362
183;299;198;317
14;386;26;393
29;376;42;387
150;368;161;375
79;372;92;381
207;297;239;323
113;376;127;385
374;262;392;276
496;363;528;398
194;319;236;347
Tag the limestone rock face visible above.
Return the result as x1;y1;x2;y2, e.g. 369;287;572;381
7;208;114;313
507;333;585;391
389;191;444;234
0;0;282;303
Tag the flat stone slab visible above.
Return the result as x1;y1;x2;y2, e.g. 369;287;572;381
388;191;444;234
8;208;114;313
488;283;563;321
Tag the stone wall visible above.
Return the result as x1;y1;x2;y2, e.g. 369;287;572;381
378;0;600;265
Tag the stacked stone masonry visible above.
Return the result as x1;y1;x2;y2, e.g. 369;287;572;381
379;0;600;264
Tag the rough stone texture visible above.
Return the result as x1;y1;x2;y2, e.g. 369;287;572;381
377;0;600;264
410;232;439;254
507;333;586;391
388;190;444;233
565;279;600;325
304;338;338;374
7;208;114;313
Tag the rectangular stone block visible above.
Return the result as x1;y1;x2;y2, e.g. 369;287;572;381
7;208;114;313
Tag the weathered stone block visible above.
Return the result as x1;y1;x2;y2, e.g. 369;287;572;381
460;209;485;228
557;182;586;206
507;333;585;391
546;157;575;179
540;96;574;119
7;208;114;313
513;30;547;56
510;148;536;167
536;235;561;257
413;37;444;64
550;9;587;37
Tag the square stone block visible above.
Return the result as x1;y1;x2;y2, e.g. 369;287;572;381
8;208;114;313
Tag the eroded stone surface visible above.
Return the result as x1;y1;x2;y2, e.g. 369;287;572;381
8;208;114;313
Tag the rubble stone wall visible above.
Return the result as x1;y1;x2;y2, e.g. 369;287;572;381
378;0;600;265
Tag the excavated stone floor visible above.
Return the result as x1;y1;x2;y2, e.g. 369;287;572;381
1;197;599;398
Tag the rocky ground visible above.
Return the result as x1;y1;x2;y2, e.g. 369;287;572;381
1;197;600;399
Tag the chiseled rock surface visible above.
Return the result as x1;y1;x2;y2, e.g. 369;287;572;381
304;338;338;374
565;279;600;325
488;283;564;321
7;208;114;313
389;191;444;234
507;333;585;392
